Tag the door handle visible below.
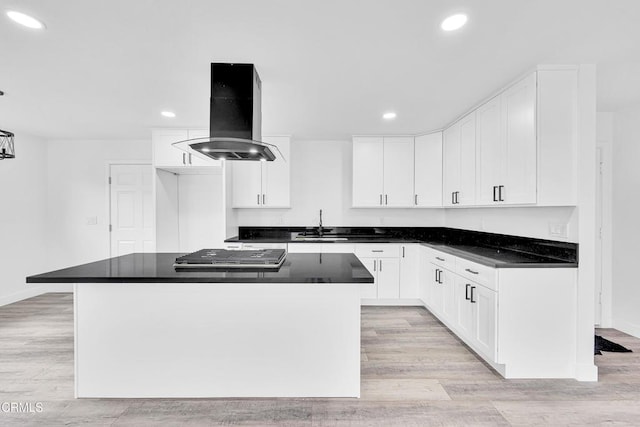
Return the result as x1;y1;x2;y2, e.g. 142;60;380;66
493;186;498;202
470;286;476;303
499;185;504;202
465;284;471;300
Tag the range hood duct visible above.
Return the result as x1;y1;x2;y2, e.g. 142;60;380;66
172;63;282;162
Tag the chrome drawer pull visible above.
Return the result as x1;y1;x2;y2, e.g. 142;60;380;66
372;250;384;253
436;257;445;261
465;268;479;275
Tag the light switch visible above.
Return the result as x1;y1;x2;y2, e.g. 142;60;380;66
86;216;98;226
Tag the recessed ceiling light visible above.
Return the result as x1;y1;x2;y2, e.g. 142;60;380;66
249;148;258;154
383;112;397;120
441;14;467;32
161;111;176;118
6;11;45;29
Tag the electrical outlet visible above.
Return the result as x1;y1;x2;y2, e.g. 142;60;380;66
548;222;567;238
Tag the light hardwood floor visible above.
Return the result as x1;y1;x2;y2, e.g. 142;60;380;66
1;293;639;426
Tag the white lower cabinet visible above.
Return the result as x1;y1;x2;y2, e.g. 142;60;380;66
399;244;419;298
376;258;400;299
422;247;577;379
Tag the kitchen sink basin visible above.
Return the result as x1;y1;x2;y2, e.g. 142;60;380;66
294;236;349;241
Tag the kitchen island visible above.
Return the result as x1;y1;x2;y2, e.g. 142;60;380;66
27;252;373;398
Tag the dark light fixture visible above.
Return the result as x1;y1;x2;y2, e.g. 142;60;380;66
0;90;15;159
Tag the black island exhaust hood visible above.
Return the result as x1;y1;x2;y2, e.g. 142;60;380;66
172;63;283;162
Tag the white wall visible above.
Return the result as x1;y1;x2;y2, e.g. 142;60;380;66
611;106;640;338
234;139;445;230
46;140;151;276
0;132;48;306
445;207;578;241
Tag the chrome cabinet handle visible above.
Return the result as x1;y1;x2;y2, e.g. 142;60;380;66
465;284;471;300
188;153;192;164
451;192;455;205
385;194;388;205
182;153;186;165
380;194;383;205
499;185;504;202
373;260;376;272
470;286;476;303
465;268;479;275
436;257;445;261
372;250;384;253
415;194;418;205
379;259;382;271
493;186;498;202
257;194;260;205
402;247;405;258
262;194;265;204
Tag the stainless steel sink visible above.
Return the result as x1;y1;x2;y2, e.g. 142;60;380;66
294;236;349;241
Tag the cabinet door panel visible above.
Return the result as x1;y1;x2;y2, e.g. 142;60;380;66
441;269;457;325
455;277;474;341
383;137;414;207
442;124;460;207
353;137;384;207
429;264;444;315
262;136;291;207
474;285;497;360
476;97;502;205
377;258;400;299
399;245;419;299
153;129;189;167
414;132;443;207
502;73;537;205
458;112;476;206
359;257;378;299
231;162;263;207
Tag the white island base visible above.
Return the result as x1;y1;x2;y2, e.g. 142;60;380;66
74;282;362;398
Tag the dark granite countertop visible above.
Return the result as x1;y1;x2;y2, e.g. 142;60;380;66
226;227;578;269
26;253;374;284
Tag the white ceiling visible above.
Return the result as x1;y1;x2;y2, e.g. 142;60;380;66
1;0;639;140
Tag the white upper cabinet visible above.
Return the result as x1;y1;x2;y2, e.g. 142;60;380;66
414;132;443;207
443;112;476;206
477;74;537;205
476;96;503;205
186;129;220;167
383;137;415;207
352;137;384;207
501;73;537;205
352;136;414;208
231;136;290;208
153;129;189;168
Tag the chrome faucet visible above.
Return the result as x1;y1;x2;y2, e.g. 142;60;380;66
318;209;323;236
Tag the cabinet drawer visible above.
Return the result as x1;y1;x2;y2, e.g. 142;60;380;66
241;243;288;250
429;250;456;271
355;244;400;258
455;258;497;291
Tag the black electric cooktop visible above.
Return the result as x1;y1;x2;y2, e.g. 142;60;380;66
174;249;286;269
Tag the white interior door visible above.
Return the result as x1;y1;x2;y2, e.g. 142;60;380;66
110;164;155;256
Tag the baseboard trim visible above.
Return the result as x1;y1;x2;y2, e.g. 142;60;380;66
361;299;424;306
0;287;47;307
612;318;640;339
